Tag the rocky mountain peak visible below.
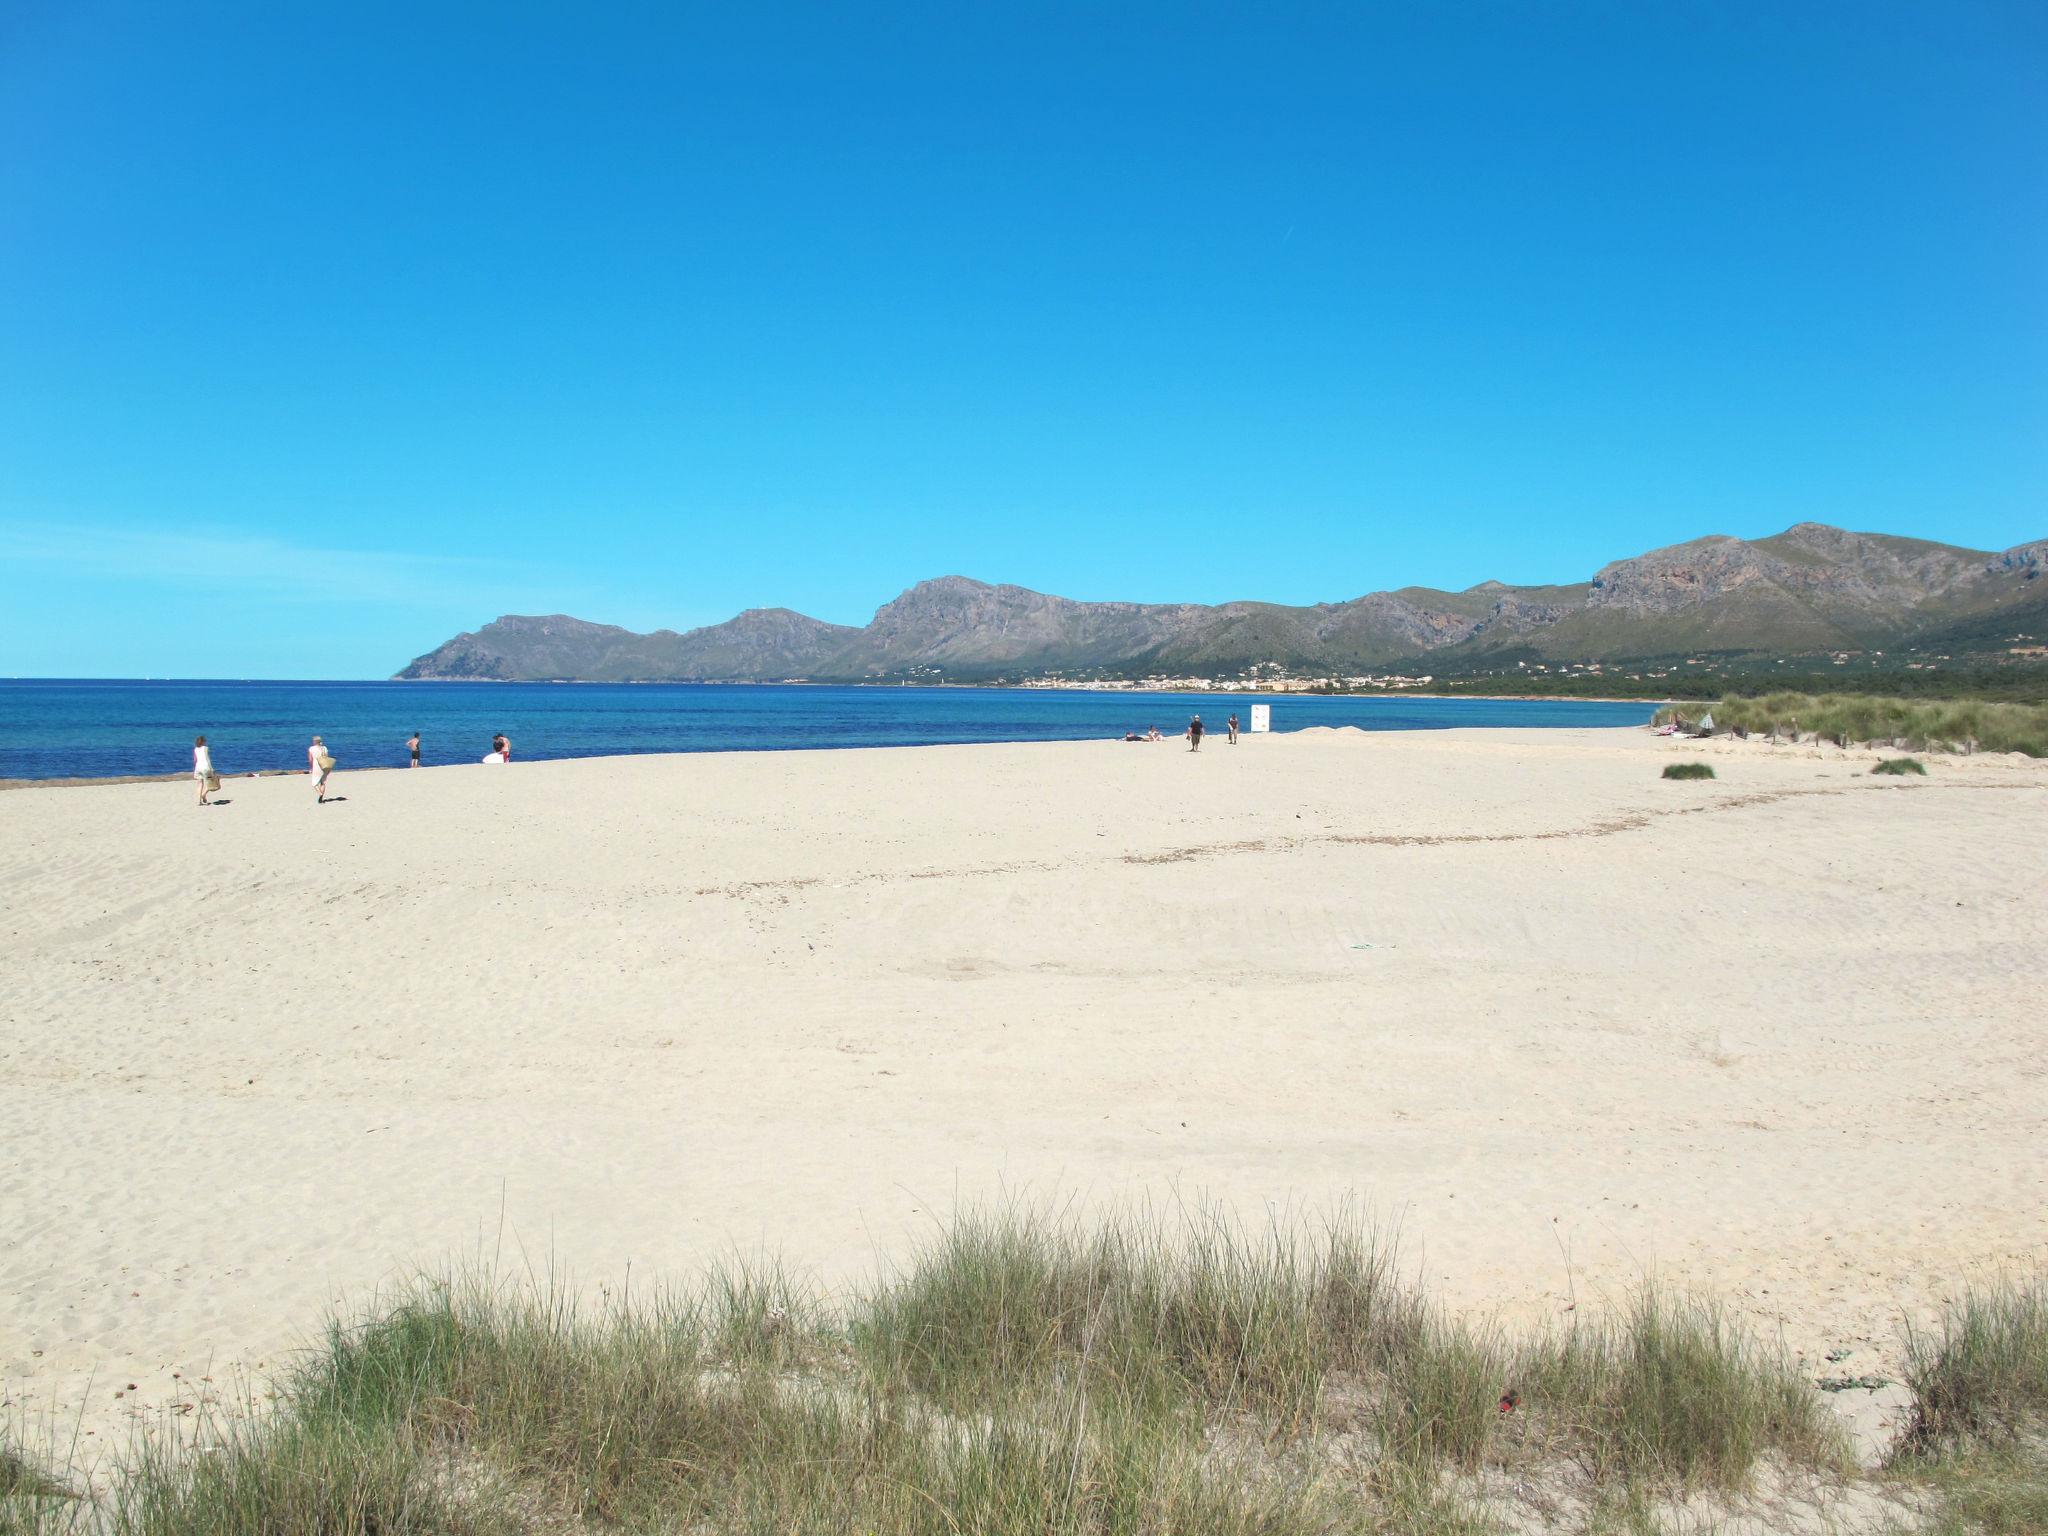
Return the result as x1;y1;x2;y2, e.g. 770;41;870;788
398;522;2048;681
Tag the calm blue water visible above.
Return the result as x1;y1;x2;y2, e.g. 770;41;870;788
0;680;1657;780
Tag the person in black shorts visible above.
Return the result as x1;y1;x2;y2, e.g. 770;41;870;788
1187;715;1204;752
407;731;421;768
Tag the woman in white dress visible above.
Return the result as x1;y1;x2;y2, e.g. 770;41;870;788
193;735;214;807
309;734;333;803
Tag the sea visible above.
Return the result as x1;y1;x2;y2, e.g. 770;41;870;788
0;680;1658;781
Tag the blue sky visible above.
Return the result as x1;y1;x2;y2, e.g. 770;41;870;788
2;2;2043;678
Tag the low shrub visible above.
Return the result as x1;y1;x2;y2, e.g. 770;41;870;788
1662;762;1716;780
1872;757;1928;776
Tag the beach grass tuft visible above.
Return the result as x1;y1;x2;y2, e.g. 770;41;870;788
851;1203;1423;1431
1886;1448;2048;1536
1515;1288;1845;1487
1894;1277;2048;1457
1871;757;1928;775
105;1413;510;1536
0;1449;70;1505
0;1448;79;1534
1662;762;1716;780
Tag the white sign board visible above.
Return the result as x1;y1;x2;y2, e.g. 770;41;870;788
1249;704;1272;734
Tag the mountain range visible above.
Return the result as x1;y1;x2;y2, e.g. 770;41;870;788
397;523;2048;683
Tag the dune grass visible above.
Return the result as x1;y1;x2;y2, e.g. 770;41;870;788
0;1446;81;1536
0;1450;70;1504
108;1416;508;1536
849;1205;1426;1431
1872;757;1929;775
37;1228;2048;1534
7;1206;1881;1534
1514;1288;1844;1487
1893;1278;2048;1457
1652;694;2048;756
81;1257;1370;1536
1661;762;1716;780
1889;1451;2048;1536
1880;1278;2048;1535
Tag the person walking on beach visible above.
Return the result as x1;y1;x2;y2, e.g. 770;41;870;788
193;734;215;806
309;734;334;803
407;731;421;768
1187;715;1204;752
1227;713;1240;745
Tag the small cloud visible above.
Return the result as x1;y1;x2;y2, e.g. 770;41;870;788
0;519;551;609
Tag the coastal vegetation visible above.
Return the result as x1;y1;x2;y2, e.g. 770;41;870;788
1872;758;1929;776
1895;1277;2048;1456
5;1209;2039;1534
1651;694;2048;757
1428;665;2048;705
1661;763;1716;780
1884;1279;2048;1535
0;1449;71;1505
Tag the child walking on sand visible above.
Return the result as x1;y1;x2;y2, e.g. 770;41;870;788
193;735;214;806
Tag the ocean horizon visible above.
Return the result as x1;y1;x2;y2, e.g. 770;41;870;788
0;679;1659;781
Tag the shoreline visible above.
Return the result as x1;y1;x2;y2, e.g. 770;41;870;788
15;718;2045;791
0;717;1666;790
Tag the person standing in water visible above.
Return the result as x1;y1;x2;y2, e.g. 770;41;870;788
1227;713;1240;745
407;731;421;768
193;735;214;806
1187;715;1204;752
309;734;333;803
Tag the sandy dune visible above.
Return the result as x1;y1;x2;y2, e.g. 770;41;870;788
2;727;2044;1453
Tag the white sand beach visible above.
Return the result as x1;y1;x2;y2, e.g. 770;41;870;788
3;727;2044;1450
